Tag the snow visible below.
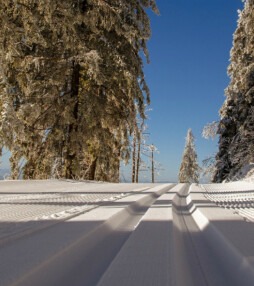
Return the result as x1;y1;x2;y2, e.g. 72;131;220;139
0;180;156;244
97;191;174;286
0;183;170;286
227;164;254;182
202;181;254;222
0;180;254;285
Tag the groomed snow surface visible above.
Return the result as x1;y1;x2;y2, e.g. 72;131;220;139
0;180;254;286
202;181;254;222
0;180;154;244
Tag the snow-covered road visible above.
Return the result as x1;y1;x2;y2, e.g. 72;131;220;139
0;180;254;286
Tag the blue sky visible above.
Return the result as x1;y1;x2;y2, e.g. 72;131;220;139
122;0;244;183
0;0;244;182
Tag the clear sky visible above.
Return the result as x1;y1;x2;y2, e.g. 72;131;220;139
122;0;244;183
0;0;245;182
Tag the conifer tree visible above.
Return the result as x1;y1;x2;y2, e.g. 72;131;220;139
178;129;199;183
0;0;158;181
213;0;254;182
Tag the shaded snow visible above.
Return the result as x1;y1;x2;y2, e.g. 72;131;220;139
202;181;254;222
0;180;156;244
228;164;254;182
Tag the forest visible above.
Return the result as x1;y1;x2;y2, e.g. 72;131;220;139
0;0;254;183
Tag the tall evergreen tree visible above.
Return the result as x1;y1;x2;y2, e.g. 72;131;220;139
213;0;254;182
178;129;199;183
0;0;158;180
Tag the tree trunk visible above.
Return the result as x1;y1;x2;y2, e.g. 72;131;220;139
65;62;80;179
136;138;141;183
132;132;136;183
151;147;154;183
89;157;98;180
115;148;121;182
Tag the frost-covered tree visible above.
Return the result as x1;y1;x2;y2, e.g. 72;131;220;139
0;0;158;180
201;122;218;180
202;121;218;140
130;105;162;183
178;129;199;183
213;0;254;182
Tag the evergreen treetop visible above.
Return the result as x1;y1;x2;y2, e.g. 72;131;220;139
178;129;199;184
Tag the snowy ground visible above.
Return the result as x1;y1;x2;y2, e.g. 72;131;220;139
0;180;156;244
202;181;254;222
0;180;254;286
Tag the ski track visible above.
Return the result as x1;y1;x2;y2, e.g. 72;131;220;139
0;181;254;286
0;192;129;241
202;181;254;222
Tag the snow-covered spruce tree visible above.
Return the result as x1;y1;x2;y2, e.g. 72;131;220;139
212;0;254;182
0;1;158;180
178;129;199;183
